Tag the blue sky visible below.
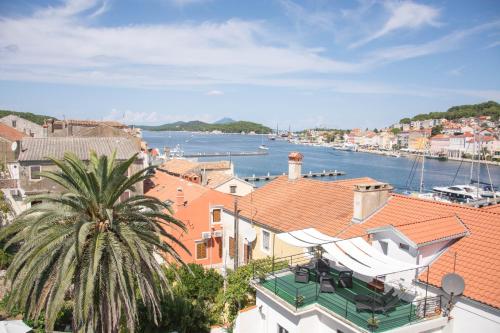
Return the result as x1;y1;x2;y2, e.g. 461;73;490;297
0;0;499;129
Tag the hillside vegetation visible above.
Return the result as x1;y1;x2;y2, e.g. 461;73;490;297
139;120;272;133
0;109;55;125
400;101;500;123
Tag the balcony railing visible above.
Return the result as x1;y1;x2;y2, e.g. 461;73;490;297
251;251;444;332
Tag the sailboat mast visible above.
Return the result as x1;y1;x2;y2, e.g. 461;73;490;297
419;134;427;193
470;129;476;183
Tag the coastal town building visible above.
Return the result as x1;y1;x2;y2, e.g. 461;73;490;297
15;137;145;200
0;115;44;138
43;119;131;137
0;123;25;164
145;170;233;269
225;153;500;333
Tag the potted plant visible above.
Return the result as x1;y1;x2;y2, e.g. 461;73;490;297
367;316;380;330
294;295;305;307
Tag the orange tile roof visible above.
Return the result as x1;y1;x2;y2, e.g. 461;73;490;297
481;204;500;214
160;159;198;176
391;215;469;246
205;172;233;188
198;160;231;170
232;177;500;309
0;123;26;141
145;171;208;212
235;176;376;235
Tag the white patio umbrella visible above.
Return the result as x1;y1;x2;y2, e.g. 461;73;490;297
0;320;32;333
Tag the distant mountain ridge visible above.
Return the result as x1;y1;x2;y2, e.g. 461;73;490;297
213;117;236;124
138;120;272;133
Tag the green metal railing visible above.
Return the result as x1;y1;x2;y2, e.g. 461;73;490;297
251;251;443;332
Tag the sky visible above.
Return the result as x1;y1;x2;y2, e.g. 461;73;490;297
0;0;499;129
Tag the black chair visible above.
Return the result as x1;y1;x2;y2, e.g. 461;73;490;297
319;275;336;293
294;266;310;284
337;271;353;289
316;258;330;274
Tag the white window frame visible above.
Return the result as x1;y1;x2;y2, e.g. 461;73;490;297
230;185;237;194
261;229;271;253
195;240;208;260
29;165;42;181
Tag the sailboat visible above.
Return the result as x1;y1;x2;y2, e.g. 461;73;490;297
259;131;269;150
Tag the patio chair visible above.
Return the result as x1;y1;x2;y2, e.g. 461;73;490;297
294;266;310;284
356;294;400;314
319;275;336;293
337;270;353;289
354;287;395;305
377;295;400;314
316;258;330;274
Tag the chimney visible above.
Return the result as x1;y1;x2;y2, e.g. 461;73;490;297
288;152;303;181
352;182;393;223
176;187;185;208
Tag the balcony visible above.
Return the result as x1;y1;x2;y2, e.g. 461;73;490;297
252;253;444;332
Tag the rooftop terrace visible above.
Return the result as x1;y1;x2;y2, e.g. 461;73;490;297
252;253;444;332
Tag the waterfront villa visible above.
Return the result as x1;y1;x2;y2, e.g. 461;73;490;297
222;153;500;333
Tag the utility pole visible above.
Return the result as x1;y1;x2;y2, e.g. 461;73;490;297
233;196;239;271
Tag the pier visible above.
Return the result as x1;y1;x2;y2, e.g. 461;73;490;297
182;151;268;158
243;170;346;182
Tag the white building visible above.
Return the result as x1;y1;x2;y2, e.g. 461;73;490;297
0;115;44;137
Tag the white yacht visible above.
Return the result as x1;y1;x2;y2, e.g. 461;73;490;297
432;185;483;202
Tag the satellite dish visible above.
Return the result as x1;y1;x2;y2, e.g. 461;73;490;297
11;141;17;151
242;228;257;243
441;273;465;296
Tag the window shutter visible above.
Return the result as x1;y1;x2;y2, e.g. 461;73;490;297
196;242;207;260
229;237;235;258
213;209;221;222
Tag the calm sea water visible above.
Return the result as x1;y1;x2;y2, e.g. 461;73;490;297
143;131;500;192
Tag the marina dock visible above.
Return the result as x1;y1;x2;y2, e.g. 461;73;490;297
182;151;268;158
244;170;346;182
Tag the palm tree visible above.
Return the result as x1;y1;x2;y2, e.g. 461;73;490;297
0;151;188;332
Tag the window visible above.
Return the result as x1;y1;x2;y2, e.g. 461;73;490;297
243;244;251;264
380;241;388;255
262;230;270;251
196;241;207;260
278;325;289;333
212;209;221;223
230;185;237;194
11;120;16;128
399;243;410;251
229;237;235;259
30;165;41;180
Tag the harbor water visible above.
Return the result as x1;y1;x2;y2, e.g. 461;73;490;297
143;131;500;192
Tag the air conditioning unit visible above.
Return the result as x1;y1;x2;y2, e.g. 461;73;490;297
213;230;223;238
201;232;212;239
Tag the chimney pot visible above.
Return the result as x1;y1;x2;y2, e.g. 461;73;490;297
288;152;303;181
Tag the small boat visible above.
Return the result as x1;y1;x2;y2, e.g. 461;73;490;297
259;144;269;150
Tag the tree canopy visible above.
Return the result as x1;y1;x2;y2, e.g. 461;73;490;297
0;109;55;125
400;101;500;123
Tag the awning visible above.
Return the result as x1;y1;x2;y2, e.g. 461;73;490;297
276;228;339;248
276;228;421;277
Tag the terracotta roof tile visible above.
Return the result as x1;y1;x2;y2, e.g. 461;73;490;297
0;123;26;141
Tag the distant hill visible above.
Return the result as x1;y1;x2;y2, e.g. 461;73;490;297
400;101;500;123
0;109;55;125
213;117;236;124
138;120;272;133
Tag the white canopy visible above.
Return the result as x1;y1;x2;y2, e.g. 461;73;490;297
276;228;339;248
0;321;32;333
276;228;421;277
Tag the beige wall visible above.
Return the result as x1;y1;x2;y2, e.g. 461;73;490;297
19;159;144;196
215;178;254;197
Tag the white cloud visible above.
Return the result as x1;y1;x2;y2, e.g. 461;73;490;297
448;66;464;76
278;0;334;31
105;109;217;124
205;90;224;96
486;40;500;49
350;1;441;48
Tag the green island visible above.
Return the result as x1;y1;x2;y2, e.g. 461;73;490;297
137;120;273;133
400;100;500;123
